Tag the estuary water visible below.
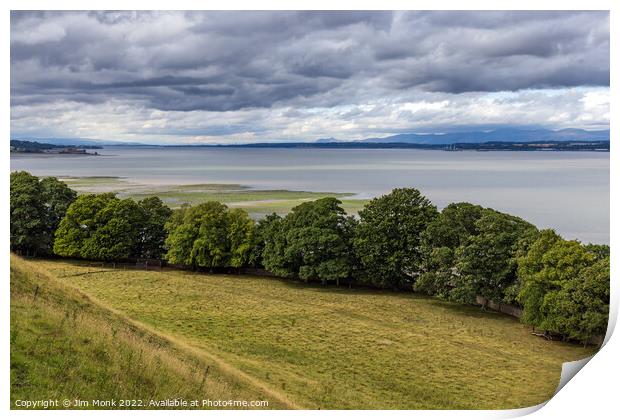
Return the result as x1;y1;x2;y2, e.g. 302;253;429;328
11;146;610;244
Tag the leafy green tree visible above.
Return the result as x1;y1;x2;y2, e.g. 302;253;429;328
80;198;146;261
517;233;609;342
40;176;78;235
584;243;610;260
261;216;289;275
10;171;47;255
453;209;538;305
566;256;610;342
11;171;77;256
53;193;118;258
414;247;455;298
415;202;484;297
191;202;232;268
164;204;198;267
537;241;594;339
354;188;438;289
249;213;282;268
516;229;564;328
421;202;484;250
164;202;255;270
55;194;173;261
227;209;255;268
136;197;173;259
263;197;357;285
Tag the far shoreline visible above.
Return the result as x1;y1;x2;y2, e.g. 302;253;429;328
152;141;611;152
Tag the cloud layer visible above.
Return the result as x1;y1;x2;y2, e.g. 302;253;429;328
10;11;610;143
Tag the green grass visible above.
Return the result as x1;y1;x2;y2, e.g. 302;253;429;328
10;256;288;409
23;258;597;409
61;176;364;214
227;197;370;216
60;176;131;193
126;188;352;205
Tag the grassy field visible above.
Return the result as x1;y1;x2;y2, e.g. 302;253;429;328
60;176;368;215
12;257;597;410
10;256;290;409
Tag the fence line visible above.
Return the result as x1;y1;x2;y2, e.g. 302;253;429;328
475;296;523;318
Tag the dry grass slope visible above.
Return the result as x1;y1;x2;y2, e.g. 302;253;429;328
18;257;598;409
10;256;288;409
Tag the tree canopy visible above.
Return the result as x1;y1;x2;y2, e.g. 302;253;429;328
517;231;609;342
54;194;171;261
11;172;76;256
263;197;357;285
451;209;539;305
80;198;146;261
249;213;282;268
354;188;438;289
415;202;485;298
164;202;255;269
136;196;173;259
41;176;78;235
54;193;122;259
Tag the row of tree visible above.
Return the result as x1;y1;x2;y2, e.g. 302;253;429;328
10;171;609;343
11;171;171;261
53;193;172;261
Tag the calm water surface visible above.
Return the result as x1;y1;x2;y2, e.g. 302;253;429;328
11;147;610;244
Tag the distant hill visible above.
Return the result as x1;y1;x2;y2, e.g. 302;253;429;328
10;139;102;152
11;137;144;147
10;139;61;151
11;127;610;148
345;128;610;145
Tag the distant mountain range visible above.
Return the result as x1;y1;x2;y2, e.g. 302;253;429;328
317;128;610;145
11;128;610;147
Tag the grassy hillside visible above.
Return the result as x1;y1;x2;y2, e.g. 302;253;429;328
17;258;597;409
10;256;289;409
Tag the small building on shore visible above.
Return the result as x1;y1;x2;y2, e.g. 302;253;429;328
59;147;88;154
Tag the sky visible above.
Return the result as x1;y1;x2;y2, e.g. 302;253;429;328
10;11;610;144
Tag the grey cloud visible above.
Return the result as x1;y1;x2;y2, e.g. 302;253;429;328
10;11;609;114
9;85;610;144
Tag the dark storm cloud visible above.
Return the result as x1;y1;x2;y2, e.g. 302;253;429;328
10;10;609;113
